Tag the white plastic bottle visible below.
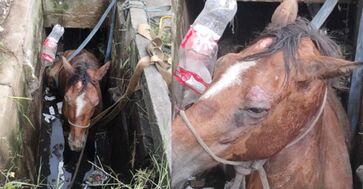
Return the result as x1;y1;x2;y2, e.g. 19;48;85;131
40;24;64;66
173;0;237;110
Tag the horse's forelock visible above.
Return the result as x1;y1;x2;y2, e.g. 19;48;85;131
68;61;91;94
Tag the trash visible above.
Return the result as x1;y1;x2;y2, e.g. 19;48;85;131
56;161;66;188
57;102;63;114
45;87;50;95
45;95;56;101
40;24;64;65
173;0;237;109
49;106;56;115
43;113;55;123
85;169;108;186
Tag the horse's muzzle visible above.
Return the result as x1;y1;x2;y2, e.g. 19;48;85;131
68;133;86;151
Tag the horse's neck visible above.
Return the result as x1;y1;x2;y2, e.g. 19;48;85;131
255;91;352;189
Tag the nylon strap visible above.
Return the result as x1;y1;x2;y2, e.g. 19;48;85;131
67;0;117;61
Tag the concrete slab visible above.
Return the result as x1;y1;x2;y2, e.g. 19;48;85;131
43;0;108;28
119;0;172;169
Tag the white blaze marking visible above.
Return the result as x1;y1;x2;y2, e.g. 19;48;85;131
75;92;85;117
201;61;256;99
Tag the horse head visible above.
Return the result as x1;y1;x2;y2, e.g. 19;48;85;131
172;2;361;187
60;51;110;151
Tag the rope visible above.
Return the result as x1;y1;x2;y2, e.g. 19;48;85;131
284;87;327;149
179;87;328;189
68;129;88;188
66;1;116;187
67;0;117;62
179;110;269;189
68;119;90;129
180;110;249;166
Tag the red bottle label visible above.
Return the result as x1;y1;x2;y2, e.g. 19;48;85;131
173;67;209;95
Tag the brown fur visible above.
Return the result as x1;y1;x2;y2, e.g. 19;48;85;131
49;50;110;151
172;21;357;188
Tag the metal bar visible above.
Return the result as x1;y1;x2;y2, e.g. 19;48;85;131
67;0;116;61
310;0;338;29
104;3;117;63
348;9;363;134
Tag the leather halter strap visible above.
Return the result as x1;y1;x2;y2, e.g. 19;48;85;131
68;119;90;129
179;86;328;189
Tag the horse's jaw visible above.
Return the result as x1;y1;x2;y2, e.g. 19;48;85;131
172;144;221;188
172;115;225;188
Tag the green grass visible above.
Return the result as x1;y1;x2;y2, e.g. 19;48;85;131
85;152;170;189
0;158;44;189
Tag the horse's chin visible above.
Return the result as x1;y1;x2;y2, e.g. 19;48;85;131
68;134;86;151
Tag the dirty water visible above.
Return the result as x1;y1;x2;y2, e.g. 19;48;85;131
41;86;109;188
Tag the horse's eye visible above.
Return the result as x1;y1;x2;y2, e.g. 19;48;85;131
248;108;266;114
246;107;269;119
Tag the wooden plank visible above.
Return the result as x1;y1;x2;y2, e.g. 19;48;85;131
124;1;172;169
43;0;108;28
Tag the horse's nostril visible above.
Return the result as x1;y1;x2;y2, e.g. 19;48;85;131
68;135;86;151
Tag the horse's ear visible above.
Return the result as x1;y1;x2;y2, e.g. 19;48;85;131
95;61;111;81
270;0;298;29
61;56;75;74
297;56;363;81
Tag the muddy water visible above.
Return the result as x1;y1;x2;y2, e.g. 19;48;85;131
40;86;110;188
42;87;72;188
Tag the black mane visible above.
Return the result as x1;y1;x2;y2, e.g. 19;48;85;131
68;61;91;94
243;18;341;73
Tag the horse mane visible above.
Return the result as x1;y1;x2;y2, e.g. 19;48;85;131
68;61;91;94
243;18;342;74
66;50;100;95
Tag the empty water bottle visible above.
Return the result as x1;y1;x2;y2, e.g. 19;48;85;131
40;24;64;65
173;0;237;110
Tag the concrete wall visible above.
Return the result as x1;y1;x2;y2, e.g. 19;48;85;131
43;0;108;28
0;0;43;179
114;0;172;169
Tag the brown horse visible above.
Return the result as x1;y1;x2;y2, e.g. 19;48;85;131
49;50;110;151
172;17;359;189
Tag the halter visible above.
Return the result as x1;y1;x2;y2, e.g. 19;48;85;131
68;119;90;129
179;86;328;189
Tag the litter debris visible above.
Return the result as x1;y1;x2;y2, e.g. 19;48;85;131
45;87;50;95
85;169;108;186
57;102;63;114
49;106;56;115
45;95;56;101
43;113;55;123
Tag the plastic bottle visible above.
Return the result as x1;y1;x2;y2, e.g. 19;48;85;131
173;0;237;110
40;24;65;66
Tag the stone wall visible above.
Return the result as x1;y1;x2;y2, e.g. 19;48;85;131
0;0;44;179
